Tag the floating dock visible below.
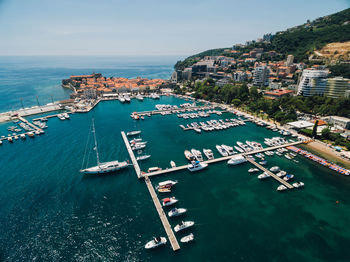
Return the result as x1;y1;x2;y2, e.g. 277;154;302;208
144;175;180;251
245;157;294;189
132;105;216;117
18;116;42;132
143;140;306;177
120;131;142;178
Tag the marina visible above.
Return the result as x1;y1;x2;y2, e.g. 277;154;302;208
1;93;350;261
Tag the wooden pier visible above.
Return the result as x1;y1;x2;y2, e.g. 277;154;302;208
144;175;180;251
143;140;305;177
120;131;142;178
245;157;294;189
18;116;42;131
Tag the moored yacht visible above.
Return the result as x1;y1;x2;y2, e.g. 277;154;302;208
292;181;304;188
136;155;151;161
157;180;178;188
187;161;208;172
184;150;195;161
174;221;194;232
145;237;167;249
227;155;247;165
168;208;187;217
277;185;288;191
118;96;126;103
216;145;228;156
127;130;141;136
191;149;203;161
258;172;270;179
180;233;194;243
162;197;178;207
269;166;280;172
283;174;294;181
221;144;235;155
203;149;214;160
248;168;259;173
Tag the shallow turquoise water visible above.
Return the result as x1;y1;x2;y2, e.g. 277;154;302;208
0;96;350;261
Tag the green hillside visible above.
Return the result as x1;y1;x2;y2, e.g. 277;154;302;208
174;8;350;69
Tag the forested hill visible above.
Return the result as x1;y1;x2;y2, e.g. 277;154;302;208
175;8;350;70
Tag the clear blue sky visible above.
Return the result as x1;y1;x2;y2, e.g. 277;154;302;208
0;0;349;56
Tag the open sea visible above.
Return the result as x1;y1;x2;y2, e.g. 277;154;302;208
0;57;350;262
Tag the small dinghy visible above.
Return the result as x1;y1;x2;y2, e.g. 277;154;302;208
136;155;151;161
170;161;176;168
145;237;167;249
180;233;194;243
174;221;194;232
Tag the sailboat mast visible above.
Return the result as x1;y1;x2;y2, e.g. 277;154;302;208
92;119;100;165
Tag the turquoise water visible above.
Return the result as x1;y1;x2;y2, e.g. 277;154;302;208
1;96;350;261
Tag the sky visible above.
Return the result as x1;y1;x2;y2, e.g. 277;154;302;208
0;0;349;56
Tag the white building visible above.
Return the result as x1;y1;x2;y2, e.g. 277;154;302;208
297;69;350;98
253;66;269;87
297;69;329;96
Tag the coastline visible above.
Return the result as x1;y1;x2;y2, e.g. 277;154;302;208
301;141;350;170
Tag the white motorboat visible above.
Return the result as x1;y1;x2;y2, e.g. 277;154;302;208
130;138;142;143
248;168;259;173
234;146;244;153
216;145;228;156
277;185;288;191
136;155;151;161
168;208;187;217
174;221;194;232
57;114;65;120
148;167;162;173
269;166;280;172
292;182;304;188
124;95;131;102
180;233;194;243
170;161;176;168
187;161;208;172
132;144;146;150
136;94;144;101
221;144;235;155
258;172;270;179
194;128;201;133
162;197;178;207
20;134;26;139
283;174;294;181
145;237;167;249
203;149;214;160
191;149;203;161
158;180;178;188
63;113;70;119
7;137;13;142
127;130;141;136
118;96;126;103
276;171;286;177
184;150;195;161
227;155;247;165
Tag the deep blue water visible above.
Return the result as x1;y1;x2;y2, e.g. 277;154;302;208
0;57;350;262
0;56;177;112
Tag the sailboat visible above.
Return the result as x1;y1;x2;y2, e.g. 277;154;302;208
80;119;129;174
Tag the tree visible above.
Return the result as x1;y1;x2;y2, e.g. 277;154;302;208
232;98;241;106
321;127;331;140
312;120;318;138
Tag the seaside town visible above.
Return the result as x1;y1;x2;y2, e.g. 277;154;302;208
1;3;350;261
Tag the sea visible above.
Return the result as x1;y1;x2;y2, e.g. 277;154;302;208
0;56;350;262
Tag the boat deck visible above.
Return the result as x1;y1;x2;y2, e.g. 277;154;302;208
144;175;180;251
121;131;142;178
143;140;306;177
